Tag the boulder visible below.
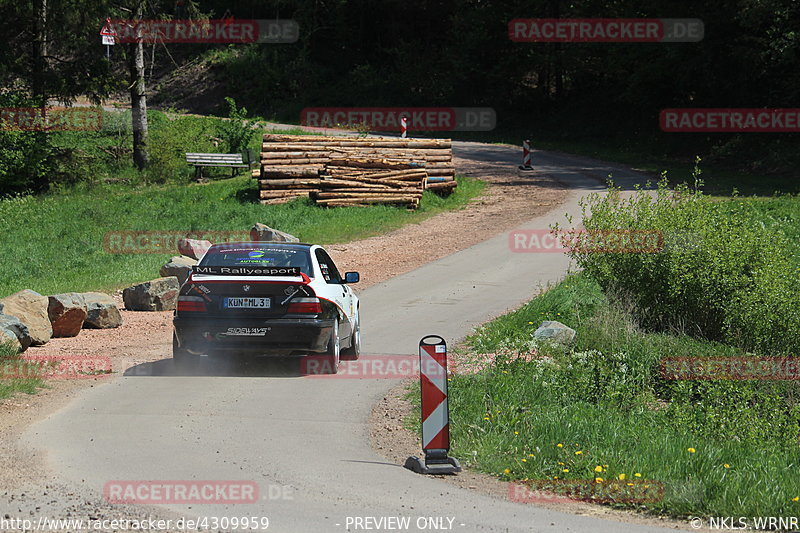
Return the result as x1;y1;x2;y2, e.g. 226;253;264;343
159;255;197;285
122;277;180;311
177;238;212;260
249;223;299;243
82;292;123;328
533;320;576;345
47;293;88;338
0;314;32;352
0;289;52;345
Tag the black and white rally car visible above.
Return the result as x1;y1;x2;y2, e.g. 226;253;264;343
172;242;360;374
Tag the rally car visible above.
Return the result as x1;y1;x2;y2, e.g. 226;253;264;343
172;242;360;374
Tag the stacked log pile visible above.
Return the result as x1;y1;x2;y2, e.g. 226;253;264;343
317;159;426;209
254;134;457;207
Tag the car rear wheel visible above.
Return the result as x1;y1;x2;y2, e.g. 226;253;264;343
320;320;340;374
341;319;360;360
172;332;194;371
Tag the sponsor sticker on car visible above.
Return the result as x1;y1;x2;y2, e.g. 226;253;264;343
224;327;270;336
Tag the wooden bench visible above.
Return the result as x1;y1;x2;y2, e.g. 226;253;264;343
186;152;252;179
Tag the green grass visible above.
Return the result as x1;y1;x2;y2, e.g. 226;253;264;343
0;342;45;400
0;175;483;297
417;272;800;518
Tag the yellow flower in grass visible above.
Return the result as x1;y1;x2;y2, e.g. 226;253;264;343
528;321;534;325
528;454;535;457
562;469;569;473
627;483;634;487
595;477;604;483
522;459;527;462
503;468;510;474
514;431;519;435
618;474;626;480
687;448;696;453
575;450;583;455
793;497;799;502
557;443;564;448
634;473;642;478
723;464;730;469
483;417;490;420
558;462;565;466
594;466;603;472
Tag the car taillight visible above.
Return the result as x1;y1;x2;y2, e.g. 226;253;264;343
177;296;207;313
287;297;322;314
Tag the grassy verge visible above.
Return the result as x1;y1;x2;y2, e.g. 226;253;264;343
411;171;800;517
0;342;45;400
0;175;483;297
408;180;800;518
431;273;800;518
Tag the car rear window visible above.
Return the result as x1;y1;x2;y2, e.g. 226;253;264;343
199;246;313;276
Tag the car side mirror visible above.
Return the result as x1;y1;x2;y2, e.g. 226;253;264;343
344;272;360;284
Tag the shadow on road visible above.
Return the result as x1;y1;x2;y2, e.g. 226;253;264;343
123;356;306;378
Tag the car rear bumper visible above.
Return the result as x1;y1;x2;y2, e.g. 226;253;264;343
173;316;334;356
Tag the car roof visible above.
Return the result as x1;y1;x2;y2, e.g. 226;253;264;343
207;241;315;251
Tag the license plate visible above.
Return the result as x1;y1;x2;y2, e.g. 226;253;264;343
224;297;271;309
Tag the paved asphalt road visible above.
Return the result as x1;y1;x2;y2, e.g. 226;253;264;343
20;142;681;533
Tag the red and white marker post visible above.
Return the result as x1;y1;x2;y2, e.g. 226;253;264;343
519;139;534;171
404;335;461;475
400;115;408;138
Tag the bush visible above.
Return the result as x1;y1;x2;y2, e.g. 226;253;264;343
216;97;255;155
147;111;218;183
565;167;800;355
0;91;55;194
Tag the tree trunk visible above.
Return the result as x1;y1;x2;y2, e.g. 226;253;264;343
128;0;149;170
33;0;47;106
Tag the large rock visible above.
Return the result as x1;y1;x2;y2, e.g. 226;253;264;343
177;238;212;260
82;292;123;328
0;314;32;352
533;320;576;345
47;293;88;338
249;223;299;243
123;277;179;311
159;255;197;285
0;289;52;345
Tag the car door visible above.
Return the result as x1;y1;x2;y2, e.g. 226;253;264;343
314;248;354;337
